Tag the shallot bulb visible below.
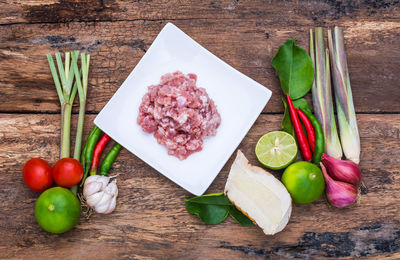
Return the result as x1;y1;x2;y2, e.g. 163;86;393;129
320;163;357;208
321;153;361;187
83;175;118;214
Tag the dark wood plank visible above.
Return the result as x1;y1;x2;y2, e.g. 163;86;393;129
0;113;399;258
1;12;400;113
1;0;399;25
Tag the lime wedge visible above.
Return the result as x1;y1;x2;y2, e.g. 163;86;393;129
255;131;297;170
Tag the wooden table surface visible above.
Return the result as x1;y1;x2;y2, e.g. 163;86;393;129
1;1;399;259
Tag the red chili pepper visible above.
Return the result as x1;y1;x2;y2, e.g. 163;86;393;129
297;108;316;153
286;93;312;161
90;134;111;175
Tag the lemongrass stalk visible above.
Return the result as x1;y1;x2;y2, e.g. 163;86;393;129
47;54;65;152
310;29;318;120
71;51;90;160
59;53;76;158
65;52;70;83
70;52;89;195
61;103;72;158
312;28;342;159
328;27;360;164
55;53;66;95
46;54;64;105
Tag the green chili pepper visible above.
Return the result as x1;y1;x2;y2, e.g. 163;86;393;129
300;108;324;164
80;132;92;171
80;126;102;186
100;143;122;176
81;126;99;167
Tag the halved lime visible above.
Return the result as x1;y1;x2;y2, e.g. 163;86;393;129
255;131;297;170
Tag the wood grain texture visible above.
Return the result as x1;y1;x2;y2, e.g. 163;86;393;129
0;114;399;259
1;2;399;113
1;0;399;25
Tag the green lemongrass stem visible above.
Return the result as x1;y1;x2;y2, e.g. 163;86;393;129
69;76;80;195
60;53;76;158
55;53;67;96
55;52;70;155
46;54;64;105
65;52;70;83
61;102;72;158
71;51;90;161
47;54;65;152
310;29;318;125
312;28;342;159
328;27;360;164
71;52;89;194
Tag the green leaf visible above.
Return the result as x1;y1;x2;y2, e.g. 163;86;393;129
185;201;230;224
271;39;314;100
229;206;254;226
282;98;294;136
185;193;232;224
184;193;232;205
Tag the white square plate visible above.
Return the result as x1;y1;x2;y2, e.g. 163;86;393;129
94;23;271;195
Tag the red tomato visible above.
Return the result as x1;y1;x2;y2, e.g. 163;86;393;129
52;158;83;188
23;158;53;192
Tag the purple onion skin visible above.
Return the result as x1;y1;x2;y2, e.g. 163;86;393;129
321;163;357;208
321;153;361;187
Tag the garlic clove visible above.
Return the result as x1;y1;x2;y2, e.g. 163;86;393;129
84;175;102;185
83;181;103;198
98;176;112;190
97;180;118;214
103;196;117;214
86;175;111;190
321;163;358;208
105;180;118;196
86;191;105;207
94;192;113;213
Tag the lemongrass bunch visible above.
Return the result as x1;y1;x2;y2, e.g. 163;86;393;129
47;51;90;160
328;27;360;164
310;28;343;159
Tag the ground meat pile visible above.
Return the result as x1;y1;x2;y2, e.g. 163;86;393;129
137;71;221;160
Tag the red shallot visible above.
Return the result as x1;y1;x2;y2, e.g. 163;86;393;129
321;153;361;187
320;163;357;208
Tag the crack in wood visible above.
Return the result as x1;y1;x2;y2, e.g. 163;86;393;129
218;222;400;258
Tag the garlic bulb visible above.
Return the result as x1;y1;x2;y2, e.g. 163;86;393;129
83;175;118;214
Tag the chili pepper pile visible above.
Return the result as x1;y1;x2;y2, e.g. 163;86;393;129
299;108;324;164
286;94;324;164
80;126;122;186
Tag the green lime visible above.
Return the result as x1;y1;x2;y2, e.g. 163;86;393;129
35;187;81;234
255;131;297;170
282;161;325;204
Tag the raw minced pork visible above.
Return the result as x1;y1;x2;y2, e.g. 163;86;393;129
137;71;221;160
